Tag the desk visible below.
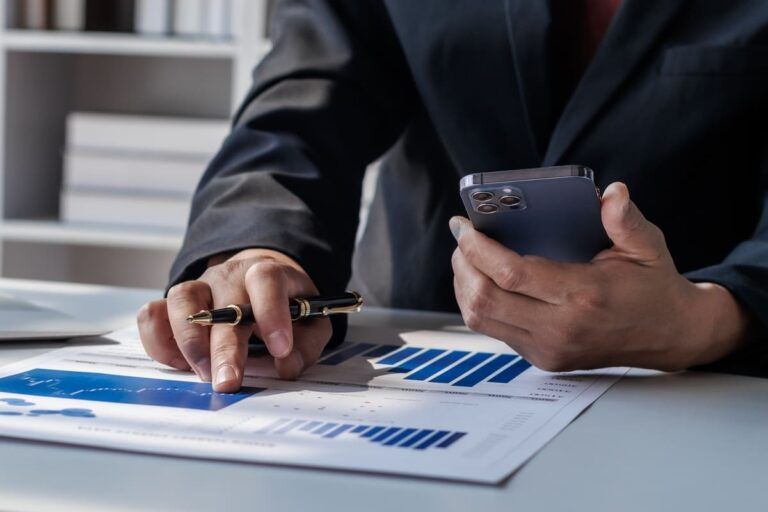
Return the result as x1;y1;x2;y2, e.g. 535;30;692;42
0;278;766;512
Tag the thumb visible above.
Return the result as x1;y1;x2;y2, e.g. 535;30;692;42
600;182;668;264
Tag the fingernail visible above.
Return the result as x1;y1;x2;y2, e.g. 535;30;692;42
193;357;211;382
214;364;238;388
267;330;292;358
449;217;463;240
169;357;191;371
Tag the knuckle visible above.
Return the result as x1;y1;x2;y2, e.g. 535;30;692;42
496;262;526;291
136;302;152;325
168;281;201;301
246;260;284;282
465;281;492;315
569;286;607;311
463;310;485;332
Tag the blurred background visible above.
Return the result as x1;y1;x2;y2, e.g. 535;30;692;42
0;0;374;290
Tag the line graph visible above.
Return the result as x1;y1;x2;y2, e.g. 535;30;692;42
0;369;263;411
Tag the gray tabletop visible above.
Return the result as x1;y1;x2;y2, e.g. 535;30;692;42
0;278;766;512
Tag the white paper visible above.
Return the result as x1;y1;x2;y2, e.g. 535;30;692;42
0;326;627;483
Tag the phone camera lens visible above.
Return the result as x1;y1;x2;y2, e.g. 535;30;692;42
472;191;494;202
499;195;522;207
476;203;498;214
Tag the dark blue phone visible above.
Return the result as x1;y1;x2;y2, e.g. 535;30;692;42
459;165;610;262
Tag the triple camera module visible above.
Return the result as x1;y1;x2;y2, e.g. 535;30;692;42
471;189;524;214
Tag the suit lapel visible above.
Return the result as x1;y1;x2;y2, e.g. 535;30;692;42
505;0;553;163
543;0;687;165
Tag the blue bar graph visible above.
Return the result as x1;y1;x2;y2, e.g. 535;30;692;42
400;429;435;447
274;419;304;434
362;426;386;438
324;424;353;438
389;349;445;373
299;421;322;432
453;354;518;387
262;418;468;452
361;345;400;358
320;343;377;365
436;432;466;448
383;428;418;446
315;339;534;388
0;369;262;411
489;358;532;383
371;427;401;442
415;430;450;450
405;351;470;381
430;353;494;384
377;347;422;366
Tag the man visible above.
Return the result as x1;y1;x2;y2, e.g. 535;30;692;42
138;0;768;392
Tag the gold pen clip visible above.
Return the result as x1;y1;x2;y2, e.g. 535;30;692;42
321;291;364;316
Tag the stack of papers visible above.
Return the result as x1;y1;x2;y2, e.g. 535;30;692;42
0;327;626;483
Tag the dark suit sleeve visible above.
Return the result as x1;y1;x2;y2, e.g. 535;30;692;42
685;182;768;376
168;0;416;296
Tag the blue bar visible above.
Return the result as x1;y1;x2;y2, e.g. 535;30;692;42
350;425;369;434
361;345;400;358
389;349;445;374
429;353;494;384
405;351;470;381
383;428;418;446
320;343;377;365
453;354;518;387
399;429;434;448
436;432;466;448
488;358;532;383
256;418;289;434
274;419;305;434
299;421;323;432
371;427;401;443
361;426;386;438
0;369;262;411
377;347;422;366
324;424;354;438
312;422;339;435
414;430;451;450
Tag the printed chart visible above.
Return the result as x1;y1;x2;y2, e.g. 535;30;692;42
0;328;627;483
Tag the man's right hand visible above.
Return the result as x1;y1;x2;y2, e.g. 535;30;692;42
137;249;332;393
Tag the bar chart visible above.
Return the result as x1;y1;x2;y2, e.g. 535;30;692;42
319;342;532;388
257;417;467;451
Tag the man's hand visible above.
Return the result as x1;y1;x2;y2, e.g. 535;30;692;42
450;182;751;372
137;249;331;392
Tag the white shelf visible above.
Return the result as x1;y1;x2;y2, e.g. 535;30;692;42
1;219;183;250
2;30;244;59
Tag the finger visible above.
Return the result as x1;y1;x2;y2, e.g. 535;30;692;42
205;281;252;393
454;277;532;352
599;182;669;265
244;261;308;360
275;318;333;380
449;216;574;303
452;248;550;331
166;281;213;381
136;299;190;371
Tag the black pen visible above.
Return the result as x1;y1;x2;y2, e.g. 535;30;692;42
186;291;363;326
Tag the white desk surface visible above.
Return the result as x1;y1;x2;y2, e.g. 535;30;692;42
0;278;766;512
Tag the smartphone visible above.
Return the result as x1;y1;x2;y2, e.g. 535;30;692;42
459;165;610;262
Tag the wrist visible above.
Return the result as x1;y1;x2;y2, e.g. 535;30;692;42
683;282;752;367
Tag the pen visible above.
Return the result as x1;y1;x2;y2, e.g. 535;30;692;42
186;291;363;326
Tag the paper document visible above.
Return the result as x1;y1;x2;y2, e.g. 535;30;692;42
0;326;626;483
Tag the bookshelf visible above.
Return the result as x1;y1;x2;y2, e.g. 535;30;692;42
0;0;271;288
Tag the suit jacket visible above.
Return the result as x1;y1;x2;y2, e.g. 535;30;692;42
170;0;768;366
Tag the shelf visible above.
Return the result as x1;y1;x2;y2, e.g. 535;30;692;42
0;219;183;250
1;30;250;59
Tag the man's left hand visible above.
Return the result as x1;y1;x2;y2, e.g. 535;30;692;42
450;182;751;372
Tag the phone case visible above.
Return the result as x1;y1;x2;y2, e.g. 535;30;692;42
459;166;610;262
